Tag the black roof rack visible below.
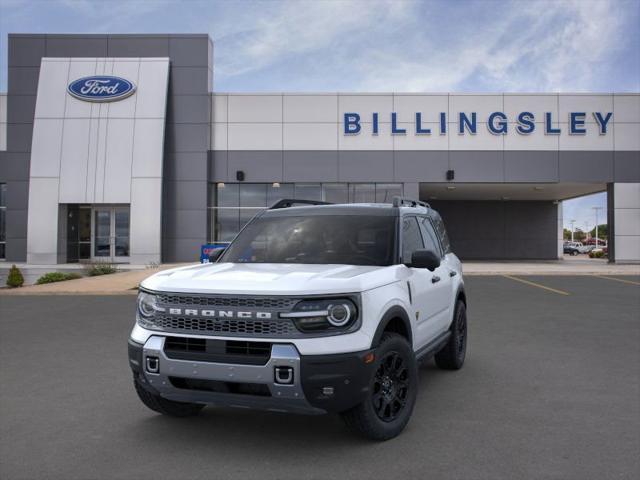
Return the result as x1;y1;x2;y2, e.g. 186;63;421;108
391;196;430;209
269;199;333;210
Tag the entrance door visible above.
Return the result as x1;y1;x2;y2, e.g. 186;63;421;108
92;206;130;262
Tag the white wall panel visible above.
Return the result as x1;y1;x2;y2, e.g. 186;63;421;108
558;95;613;123
614;123;640;151
614;209;640;236
558;123;614;150
504;94;558;121
338;122;393;150
132;119;165;177
393;95;448;123
228;95;282;123
103;119;134;203
30;119;64;177
228;123;283;150
283;123;338;150
339;95;393;123
211;123;227;150
0;94;7;122
26;177;60;264
393;123;448;150
615;236;640;262
58;119;91;203
283;94;338;123
613;94;640;123
448;124;504;150
614;183;640;208
212;94;228;123
130;177;162;262
35;59;70;118
84;118;100;202
450;95;502;120
135;60;170;118
0;122;5;151
504;128;560;150
106;60;140;118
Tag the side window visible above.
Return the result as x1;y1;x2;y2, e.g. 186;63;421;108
419;217;442;257
431;215;451;254
402;217;424;263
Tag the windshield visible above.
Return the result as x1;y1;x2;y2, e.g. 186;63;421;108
220;215;397;266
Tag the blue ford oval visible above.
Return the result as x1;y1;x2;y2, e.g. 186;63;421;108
67;76;136;102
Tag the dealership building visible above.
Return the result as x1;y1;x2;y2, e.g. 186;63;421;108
0;33;638;265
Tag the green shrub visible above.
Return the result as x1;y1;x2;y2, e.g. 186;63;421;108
589;250;606;259
6;264;24;288
84;263;118;276
36;272;82;284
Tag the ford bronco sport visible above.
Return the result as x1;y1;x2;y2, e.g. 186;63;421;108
128;197;467;440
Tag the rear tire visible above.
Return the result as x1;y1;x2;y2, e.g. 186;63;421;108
134;378;204;417
435;300;467;370
341;333;417;441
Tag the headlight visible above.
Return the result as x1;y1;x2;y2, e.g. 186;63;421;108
281;298;358;332
136;291;164;329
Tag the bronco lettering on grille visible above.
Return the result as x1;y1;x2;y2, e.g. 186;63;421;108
167;308;272;319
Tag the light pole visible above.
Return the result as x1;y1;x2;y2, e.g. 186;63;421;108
570;219;576;242
592;206;603;248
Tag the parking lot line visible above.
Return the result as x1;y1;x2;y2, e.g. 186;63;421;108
593;275;640;286
502;275;571;296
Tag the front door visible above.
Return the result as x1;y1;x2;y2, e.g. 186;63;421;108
92;206;130;263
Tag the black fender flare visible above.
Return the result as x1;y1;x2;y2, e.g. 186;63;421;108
370;305;413;348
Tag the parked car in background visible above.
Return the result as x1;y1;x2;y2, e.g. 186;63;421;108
564;243;581;256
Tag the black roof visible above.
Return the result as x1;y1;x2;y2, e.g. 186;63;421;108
262;202;439;218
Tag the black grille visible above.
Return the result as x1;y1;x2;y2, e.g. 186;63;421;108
164;337;272;365
169;377;271;397
152;315;297;337
157;294;297;310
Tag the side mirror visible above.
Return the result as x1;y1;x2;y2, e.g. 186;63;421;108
409;249;440;271
208;248;225;263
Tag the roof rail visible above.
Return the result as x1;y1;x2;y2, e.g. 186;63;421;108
391;196;430;209
269;198;332;210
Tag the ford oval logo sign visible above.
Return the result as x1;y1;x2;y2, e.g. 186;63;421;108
67;76;136;102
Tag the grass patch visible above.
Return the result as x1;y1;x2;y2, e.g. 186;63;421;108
84;263;118;276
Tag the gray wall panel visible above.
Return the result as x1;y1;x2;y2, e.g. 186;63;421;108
167;95;210;124
0;153;30;181
614;151;640;182
449;151;504;182
505;151;559;182
228;151;283;182
6;95;36;124
165;152;209;181
169;67;210;95
559;151;614;182
283;151;338;182
163;180;208;211
5;236;26;262
8;36;45;67
45;35;108;57
107;35;170;57
338;151;394;182
209;151;228;182
431;200;558;260
165;123;209;153
169;36;211;67
6;208;28;239
163;209;208;239
7;67;40;95
394;151;449;182
6;124;33;153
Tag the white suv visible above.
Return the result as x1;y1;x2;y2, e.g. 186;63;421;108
128;197;467;440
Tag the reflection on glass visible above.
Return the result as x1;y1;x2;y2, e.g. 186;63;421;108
376;184;403;203
295;184;322;201
0;209;5;242
0;183;6;207
114;210;130;257
267;183;294;206
323;184;348;203
349;184;375;203
94;210;111;257
240;184;268;208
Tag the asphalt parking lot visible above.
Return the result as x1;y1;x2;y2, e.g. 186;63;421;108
1;275;639;480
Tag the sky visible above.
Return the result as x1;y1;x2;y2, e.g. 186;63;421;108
0;0;638;227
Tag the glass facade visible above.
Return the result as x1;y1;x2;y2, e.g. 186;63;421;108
0;183;5;259
208;182;402;243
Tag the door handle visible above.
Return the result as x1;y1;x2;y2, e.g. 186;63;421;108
449;271;457;277
431;276;441;284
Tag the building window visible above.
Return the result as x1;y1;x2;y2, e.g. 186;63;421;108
208;182;403;243
0;183;6;259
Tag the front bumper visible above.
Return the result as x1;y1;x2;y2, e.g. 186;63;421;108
129;336;375;415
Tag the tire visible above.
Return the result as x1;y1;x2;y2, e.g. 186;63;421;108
572;250;579;256
434;300;467;370
341;333;418;441
134;378;205;417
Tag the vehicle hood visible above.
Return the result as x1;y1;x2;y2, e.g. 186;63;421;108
141;263;404;295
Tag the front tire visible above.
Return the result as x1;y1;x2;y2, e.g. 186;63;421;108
341;333;417;441
435;300;467;370
134;378;205;417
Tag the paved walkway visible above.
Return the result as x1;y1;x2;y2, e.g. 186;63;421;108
1;257;638;295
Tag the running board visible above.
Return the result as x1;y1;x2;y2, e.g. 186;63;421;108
415;331;451;362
